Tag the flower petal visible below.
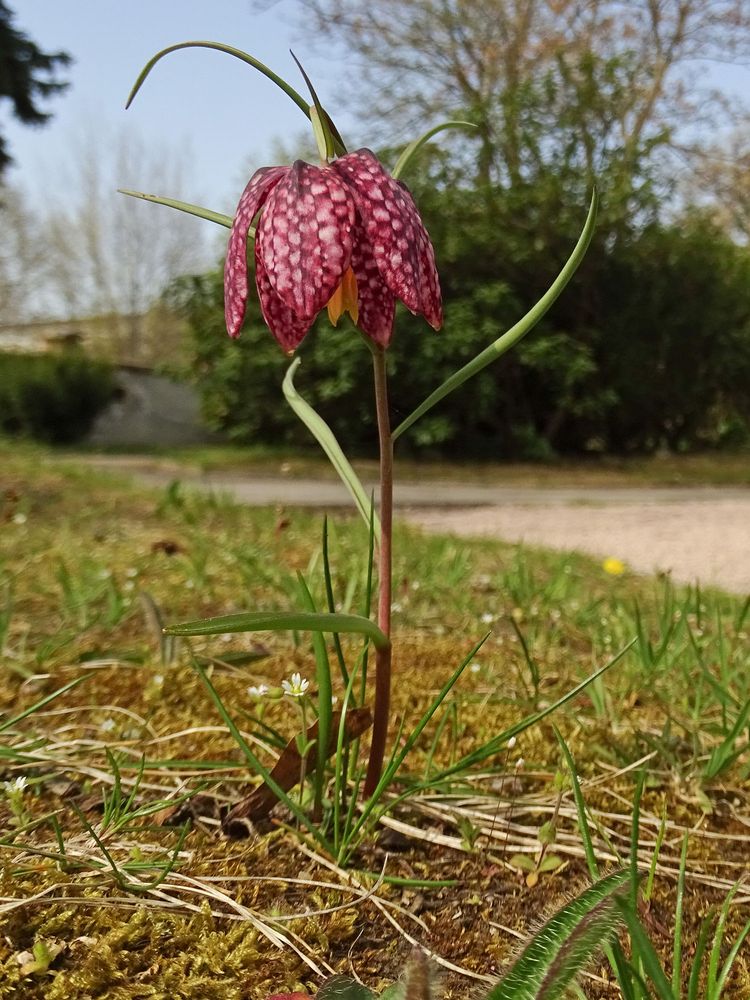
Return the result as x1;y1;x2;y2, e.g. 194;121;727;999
255;230;313;353
224;166;288;338
350;228;396;348
333;148;442;330
258;160;356;321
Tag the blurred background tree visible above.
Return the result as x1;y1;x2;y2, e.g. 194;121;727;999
175;0;750;457
0;0;70;175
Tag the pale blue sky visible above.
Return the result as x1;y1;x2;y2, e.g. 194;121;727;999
5;2;750;216
4;1;352;213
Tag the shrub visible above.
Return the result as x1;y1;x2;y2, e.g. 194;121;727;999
0;351;116;443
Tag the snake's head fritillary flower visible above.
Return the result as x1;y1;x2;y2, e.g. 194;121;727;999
224;148;442;352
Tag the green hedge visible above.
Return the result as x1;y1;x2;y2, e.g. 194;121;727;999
168;201;750;459
0;351;116;444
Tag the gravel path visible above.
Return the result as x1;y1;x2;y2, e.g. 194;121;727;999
406;497;750;594
77;458;750;594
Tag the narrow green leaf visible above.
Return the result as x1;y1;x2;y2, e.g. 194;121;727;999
392;189;598;442
687;914;715;1000
707;882;740;994
391;120;477;179
672;832;688;996
164;609;389;649
487;870;630;1000
432;638;635;782
296;573;332;820
191;658;326;847
616;901;676;1000
0;675;88;734
343;635;488;857
554;729;599;880
715;914;750;997
630;771;646;910
118;188;235;229
126;41;310;117
289;50;345;157
283;358;381;538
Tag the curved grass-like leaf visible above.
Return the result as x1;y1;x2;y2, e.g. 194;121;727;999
289;50;346;157
391;120;477;180
118;188;235;230
428;638;635;783
283;358;381;538
392;189;598;442
126;40;310;117
164;609;389;650
0;675;88;734
296;572;332;820
487;869;630;1000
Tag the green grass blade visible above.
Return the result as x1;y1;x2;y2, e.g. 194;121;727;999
126;40;310;116
672;833;688;997
687;914;715;1000
487;870;629;1000
616;901;676;1000
432;638;635;782
283;358;381;537
630;770;645;910
715;915;750;997
707;882;739;994
296;572;332;821
0;675;88;734
191;658;327;849
391;120;477;179
333;668;362;855
164;609;389;649
554;729;599;880
346;635;488;847
392;188;598;442
644;804;667;903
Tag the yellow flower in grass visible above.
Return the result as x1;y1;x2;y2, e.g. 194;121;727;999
602;557;626;576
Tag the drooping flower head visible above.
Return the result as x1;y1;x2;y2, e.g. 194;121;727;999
224;149;442;352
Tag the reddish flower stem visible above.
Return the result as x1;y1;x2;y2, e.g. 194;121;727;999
364;345;393;797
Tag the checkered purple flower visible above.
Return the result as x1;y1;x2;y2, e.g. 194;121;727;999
224;148;442;352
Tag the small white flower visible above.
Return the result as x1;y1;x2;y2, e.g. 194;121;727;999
4;776;28;794
247;684;269;698
100;718;117;733
515;757;526;770
152;674;164;687
282;672;309;698
470;662;481;673
507;736;517;749
481;612;494;624
12;513;27;525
